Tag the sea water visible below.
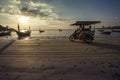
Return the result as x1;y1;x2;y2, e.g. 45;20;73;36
0;29;120;40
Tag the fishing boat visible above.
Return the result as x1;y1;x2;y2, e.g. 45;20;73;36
0;25;11;36
0;31;11;36
112;29;120;32
16;30;31;37
97;29;112;34
16;24;31;38
39;29;45;33
59;29;63;31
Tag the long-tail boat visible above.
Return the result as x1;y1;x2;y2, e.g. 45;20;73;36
0;25;11;36
16;24;31;38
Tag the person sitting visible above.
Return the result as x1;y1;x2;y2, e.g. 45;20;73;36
79;25;85;38
73;24;88;39
83;26;92;31
89;26;92;31
73;28;80;38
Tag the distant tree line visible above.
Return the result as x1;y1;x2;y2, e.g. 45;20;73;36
97;25;120;29
108;26;120;29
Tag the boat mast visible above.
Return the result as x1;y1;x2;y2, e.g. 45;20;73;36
18;23;20;32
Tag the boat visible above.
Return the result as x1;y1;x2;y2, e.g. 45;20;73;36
97;29;112;34
0;25;11;36
100;31;111;34
16;30;31;37
16;24;31;38
0;31;11;36
39;29;45;33
112;29;120;32
97;29;104;32
59;29;63;31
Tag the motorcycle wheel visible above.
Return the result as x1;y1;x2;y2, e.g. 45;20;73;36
83;35;93;43
69;35;75;42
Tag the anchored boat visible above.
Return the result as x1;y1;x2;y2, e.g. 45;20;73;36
16;24;31;38
0;25;11;36
97;29;112;34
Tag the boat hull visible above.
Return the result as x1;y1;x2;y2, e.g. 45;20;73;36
97;29;112;35
0;31;11;36
16;31;31;38
112;29;120;32
99;31;111;34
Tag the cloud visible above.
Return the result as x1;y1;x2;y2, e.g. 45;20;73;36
0;0;58;19
0;0;71;29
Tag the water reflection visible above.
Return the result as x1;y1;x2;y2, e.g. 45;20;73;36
0;29;120;40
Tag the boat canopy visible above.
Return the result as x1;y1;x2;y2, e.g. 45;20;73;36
71;21;101;26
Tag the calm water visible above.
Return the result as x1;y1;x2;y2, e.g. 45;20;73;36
0;29;120;40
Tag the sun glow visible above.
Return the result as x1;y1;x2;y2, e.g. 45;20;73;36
18;16;29;24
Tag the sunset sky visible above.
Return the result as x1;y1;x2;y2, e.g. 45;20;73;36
0;0;120;30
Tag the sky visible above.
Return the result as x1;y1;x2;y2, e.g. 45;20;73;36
0;0;120;30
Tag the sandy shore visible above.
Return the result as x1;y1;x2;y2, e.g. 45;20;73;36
0;38;120;80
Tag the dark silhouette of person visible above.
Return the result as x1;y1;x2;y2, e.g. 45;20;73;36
89;26;92;31
73;24;85;38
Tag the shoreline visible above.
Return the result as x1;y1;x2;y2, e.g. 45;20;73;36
0;30;120;40
0;36;120;40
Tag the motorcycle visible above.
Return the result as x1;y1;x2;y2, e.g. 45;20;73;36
69;30;94;43
69;21;101;43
